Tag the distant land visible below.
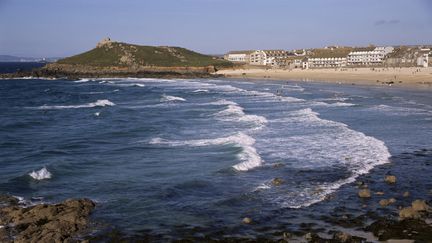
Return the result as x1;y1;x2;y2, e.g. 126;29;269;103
0;55;60;63
0;38;233;79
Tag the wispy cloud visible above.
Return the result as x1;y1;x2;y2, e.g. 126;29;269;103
374;19;400;26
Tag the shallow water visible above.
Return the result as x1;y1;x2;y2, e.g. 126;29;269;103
0;78;431;239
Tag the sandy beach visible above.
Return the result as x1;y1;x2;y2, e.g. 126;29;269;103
217;67;432;88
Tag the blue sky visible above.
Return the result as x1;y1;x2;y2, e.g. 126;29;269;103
0;0;431;57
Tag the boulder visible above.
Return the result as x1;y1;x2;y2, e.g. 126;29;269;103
386;240;414;243
411;200;429;211
366;218;432;241
242;217;252;224
0;198;95;243
271;178;284;186
399;207;421;219
358;189;371;198
0;195;19;207
333;231;352;242
379;198;396;207
403;191;410;197
384;175;397;184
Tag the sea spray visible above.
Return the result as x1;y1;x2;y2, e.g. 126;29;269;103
29;167;52;180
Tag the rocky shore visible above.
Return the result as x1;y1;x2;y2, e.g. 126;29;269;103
1;175;431;242
0;63;222;80
0;195;95;243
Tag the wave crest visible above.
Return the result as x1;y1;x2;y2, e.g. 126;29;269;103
35;99;115;110
29;167;52;180
150;132;263;171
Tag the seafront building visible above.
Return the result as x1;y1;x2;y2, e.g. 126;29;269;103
223;51;254;63
224;45;430;69
385;46;430;68
347;46;394;66
306;47;352;68
249;50;290;66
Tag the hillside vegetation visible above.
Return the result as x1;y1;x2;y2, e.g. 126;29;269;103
57;40;232;68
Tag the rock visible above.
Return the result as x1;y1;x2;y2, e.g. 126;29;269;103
385;175;397;184
0;197;95;242
282;232;292;240
411;200;430;212
399;207;421;219
333;231;352;242
0;195;19;207
375;191;385;195
271;178;284;186
96;37;113;48
366;218;432;241
242;217;252;224
304;232;313;241
379;198;396;207
272;163;284;168
387;240;415;243
403;191;410;197
358;189;371;198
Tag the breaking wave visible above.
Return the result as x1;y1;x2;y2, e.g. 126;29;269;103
29;167;52;180
212;99;268;128
149;132;263;171
35;99;115;110
161;94;186;102
259;107;391;208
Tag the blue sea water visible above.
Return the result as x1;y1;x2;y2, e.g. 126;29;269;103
0;62;46;74
1;75;432;239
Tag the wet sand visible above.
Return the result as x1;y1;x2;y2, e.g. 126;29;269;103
217;67;432;89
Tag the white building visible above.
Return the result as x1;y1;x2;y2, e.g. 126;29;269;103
307;57;347;68
305;47;352;68
347;46;394;66
249;50;290;66
224;51;254;63
417;50;430;68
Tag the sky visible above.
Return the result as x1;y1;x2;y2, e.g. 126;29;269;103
0;0;431;57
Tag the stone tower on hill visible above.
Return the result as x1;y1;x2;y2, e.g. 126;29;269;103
96;37;113;48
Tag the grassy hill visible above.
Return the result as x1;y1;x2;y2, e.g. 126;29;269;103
57;40;232;68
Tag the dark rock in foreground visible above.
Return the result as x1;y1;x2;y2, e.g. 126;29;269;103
366;218;432;241
0;195;95;243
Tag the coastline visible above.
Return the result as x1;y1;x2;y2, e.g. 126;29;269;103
0;63;223;80
217;67;432;89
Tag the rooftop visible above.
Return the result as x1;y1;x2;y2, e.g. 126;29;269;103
309;47;353;58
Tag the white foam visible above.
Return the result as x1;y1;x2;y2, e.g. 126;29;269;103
74;78;91;83
213;100;268;128
192;89;209;93
208;99;238;106
29;167;52;180
333;102;355;107
282;85;305;92
368;104;431;116
150;132;263;171
35;99;115;110
161;94;186;102
258;107;391;208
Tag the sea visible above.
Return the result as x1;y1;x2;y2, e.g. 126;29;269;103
1;67;432;240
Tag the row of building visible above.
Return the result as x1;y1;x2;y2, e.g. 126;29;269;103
224;46;431;69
